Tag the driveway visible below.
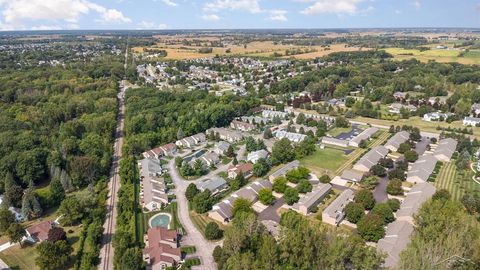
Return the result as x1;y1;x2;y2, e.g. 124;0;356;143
258;198;284;223
167;159;218;270
414;137;430;156
336;124;363;140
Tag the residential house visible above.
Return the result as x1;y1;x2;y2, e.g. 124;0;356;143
349;127;379;147
406;155;438;184
463;116;480;126
139;158;168;211
396;182;436;224
247;149;269;164
428;96;448;106
385;131;410;152
196;177;228;195
393;92;407;101
25;220;54;243
274;130;307;143
143;227;181;269
322;189;354;226
0;195;25;221
175;133;206;148
262;110;288;119
353;146;389;172
423;112;453;122
230;120;256;132
228;163;254;179
269;160;300;181
293;184;332;215
321;137;349;148
291;124;317;134
377;220;415;268
214;141;231;156
241;116;269;125
433;138;457;162
340;169;364;183
207;128;244;143
388;103;417;114
200;152;220;167
472;103;480;116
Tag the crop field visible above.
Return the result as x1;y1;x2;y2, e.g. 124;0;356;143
434;162;480;201
384;47;480;65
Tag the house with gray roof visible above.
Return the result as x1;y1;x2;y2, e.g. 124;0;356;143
472;103;480;116
200;152;220;167
214;141;231;156
340;169;364;183
196;177;228;195
321;137;349;148
322;189;354;226
269;160;300;181
139;158;168;211
406;155;438;184
377;220;415;268
176;133;206;148
353;146;389;172
463;116;480;126
293;183;332;215
433;138;457;162
385;131;410;152
274;130;307;143
247;149;269;164
262;109;288;119
396;182;436;224
349;127;378;147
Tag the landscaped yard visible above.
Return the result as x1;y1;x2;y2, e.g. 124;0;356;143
434;162;480;201
300;147;349;177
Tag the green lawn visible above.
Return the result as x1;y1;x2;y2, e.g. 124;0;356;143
0;242;37;270
434;162;480;201
300;147;349;177
384;47;480;65
327;127;352;137
190;211;226;239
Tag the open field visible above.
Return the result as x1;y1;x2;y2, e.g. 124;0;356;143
133;41;370;60
384;47;480;65
434;162;480;201
300;147;349;177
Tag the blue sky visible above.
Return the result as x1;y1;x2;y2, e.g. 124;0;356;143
0;0;478;30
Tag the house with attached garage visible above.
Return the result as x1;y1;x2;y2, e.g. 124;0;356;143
247;149;269;164
228;163;254;179
143;227;181;269
25;220;55;243
268;160;300;181
463;116;480;126
262;109;288;119
432;138;457;162
292;183;332;215
274;130;307;143
423;112;454;122
340;169;364;183
406;155;438;184
321;189;354;226
207;127;244;143
472;103;480;116
143;143;177;159
175;133;206;148
139;158;168;211
353;146;389;173
230;120;256;132
385;131;410;152
213;141;231;156
196;177;228;195
349;127;378;147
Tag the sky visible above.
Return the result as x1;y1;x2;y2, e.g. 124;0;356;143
0;0;478;31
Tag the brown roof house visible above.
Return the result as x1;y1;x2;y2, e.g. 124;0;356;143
228;163;253;179
143;227;181;269
25;220;55;243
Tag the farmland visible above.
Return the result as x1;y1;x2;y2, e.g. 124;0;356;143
384;47;480;65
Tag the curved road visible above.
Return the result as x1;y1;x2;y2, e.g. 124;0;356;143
168;159;218;270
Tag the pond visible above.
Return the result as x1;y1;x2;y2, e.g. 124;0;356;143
149;213;172;229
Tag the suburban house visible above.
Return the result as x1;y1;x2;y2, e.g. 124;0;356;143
213;141;231;156
143;227;181;269
247;149;269;164
228;163;254;179
175;133;206;148
196;177;228;195
291;124;317;134
322;189;354;226
241;116;269;125
207;127;244;143
340;169;364;183
292;183;332;215
385;131;410;152
428;96;448;106
0;195;25;221
199;152;220;167
143;143;177;159
139;158;168;211
388;103;417;114
472;103;480;116
209;179;272;224
463;116;480;126
422;112;453;122
269;160;300;181
396;182;436;224
262;109;288;119
353;146;389;172
273;130;307;143
349;127;379;147
230;120;256;131
393;92;407;101
321;137;349;148
432;138;457;162
25;220;55;243
406;155;438;184
377;220;415;268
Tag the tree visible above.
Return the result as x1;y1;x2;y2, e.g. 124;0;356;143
371;203;395;224
388;168;406;181
35;240;73;270
296;113;306;124
0;207;15;233
177;128;185;140
48;227;67;243
370;164;386;177
185;183;200;201
7;223;26;247
357;214;385;242
432;189;451;201
4;184;23;208
49;177;65;206
192;190;212;214
296;180;312;194
21;187;42;220
354;190;375;210
271;138;295;165
404;150;418;162
205;222;223;240
119;247;144;270
461;192;480;214
284;187;299;205
225;145;235;158
285;167;310;183
253;158;270;177
387;199;400;212
360;176;379;190
232;156;238;166
379;158;394;169
263;128;273;139
397;142;411;154
272;177;288;193
258;188;275;205
345;202;365;224
358;139;367;149
387;179;403;196
319;175;331;184
232;198;253;217
335;116;350;128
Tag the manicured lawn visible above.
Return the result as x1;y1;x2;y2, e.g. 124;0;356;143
434;162;480;201
300;147;348;177
0;242;37;270
328;127;352;137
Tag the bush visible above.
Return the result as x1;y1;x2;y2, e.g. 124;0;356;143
404;150;419;162
284;187;299;205
272;177;288;193
357;214;385;242
345;202;365;224
386;179;403;196
297;180;313;193
354;190;375;210
432;189;451;201
370;164;386;177
319;175;331;184
371;203;395;224
360;176;379;190
205;222;223;240
258;188;275;205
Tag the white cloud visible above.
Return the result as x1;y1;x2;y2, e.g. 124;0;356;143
268;10;287;21
414;0;421;9
0;0;131;29
204;0;262;13
395;9;402;14
202;14;221;21
160;0;178;7
301;0;364;15
137;20;168;29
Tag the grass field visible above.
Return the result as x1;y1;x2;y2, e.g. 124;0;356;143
384;48;480;65
300;147;349;177
328;127;352;137
434;162;480;201
190;211;226;238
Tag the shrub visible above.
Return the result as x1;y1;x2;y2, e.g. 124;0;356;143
205;222;223;240
345;202;365;224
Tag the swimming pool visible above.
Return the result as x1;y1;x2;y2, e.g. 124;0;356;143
149;213;172;229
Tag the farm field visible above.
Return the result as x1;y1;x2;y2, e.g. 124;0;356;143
384;47;480;65
434;162;480;201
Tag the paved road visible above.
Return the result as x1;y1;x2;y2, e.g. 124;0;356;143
98;82;127;270
168;159;218;270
